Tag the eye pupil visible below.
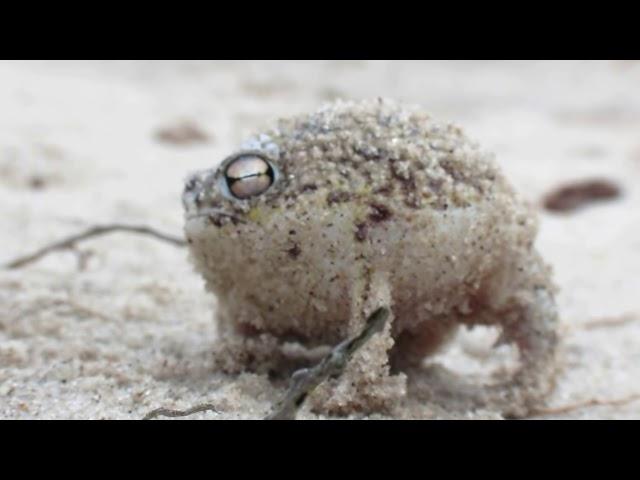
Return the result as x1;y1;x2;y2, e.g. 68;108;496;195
224;154;276;199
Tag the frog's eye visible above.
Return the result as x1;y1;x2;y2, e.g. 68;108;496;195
221;153;278;200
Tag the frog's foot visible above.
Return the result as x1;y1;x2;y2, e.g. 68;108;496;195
212;326;327;377
407;286;559;418
212;330;288;375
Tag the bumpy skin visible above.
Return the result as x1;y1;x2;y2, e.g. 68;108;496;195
182;99;559;417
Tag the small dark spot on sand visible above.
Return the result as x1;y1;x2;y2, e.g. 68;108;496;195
355;223;368;242
368;203;392;223
289;230;296;235
301;183;318;193
543;178;621;213
427;177;444;194
404;194;422;209
287;243;301;259
28;176;46;190
373;184;393;196
209;214;225;227
155;121;210;146
327;190;351;205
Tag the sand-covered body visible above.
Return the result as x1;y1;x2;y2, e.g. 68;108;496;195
183;99;558;416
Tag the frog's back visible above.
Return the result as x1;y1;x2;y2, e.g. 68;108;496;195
266;99;538;320
262;98;515;215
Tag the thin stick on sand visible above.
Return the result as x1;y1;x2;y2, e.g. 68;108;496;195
265;306;389;420
143;404;220;420
3;224;187;269
529;393;640;417
141;307;390;420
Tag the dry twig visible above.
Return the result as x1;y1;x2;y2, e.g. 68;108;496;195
141;307;389;420
265;306;389;420
143;404;219;420
3;224;187;269
530;393;640;417
577;313;638;331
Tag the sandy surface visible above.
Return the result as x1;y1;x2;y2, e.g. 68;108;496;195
1;60;639;419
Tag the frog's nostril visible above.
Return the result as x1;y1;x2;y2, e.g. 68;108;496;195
184;177;198;192
186;208;246;226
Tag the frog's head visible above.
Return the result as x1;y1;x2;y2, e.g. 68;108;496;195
181;132;362;323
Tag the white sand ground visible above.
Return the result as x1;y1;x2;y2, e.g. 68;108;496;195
0;60;639;419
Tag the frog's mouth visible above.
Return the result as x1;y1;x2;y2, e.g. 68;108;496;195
186;208;246;226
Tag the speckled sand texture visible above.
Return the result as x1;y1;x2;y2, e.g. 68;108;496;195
1;61;639;419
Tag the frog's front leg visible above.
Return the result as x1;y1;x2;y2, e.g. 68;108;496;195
212;328;286;375
211;301;291;375
308;270;407;415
